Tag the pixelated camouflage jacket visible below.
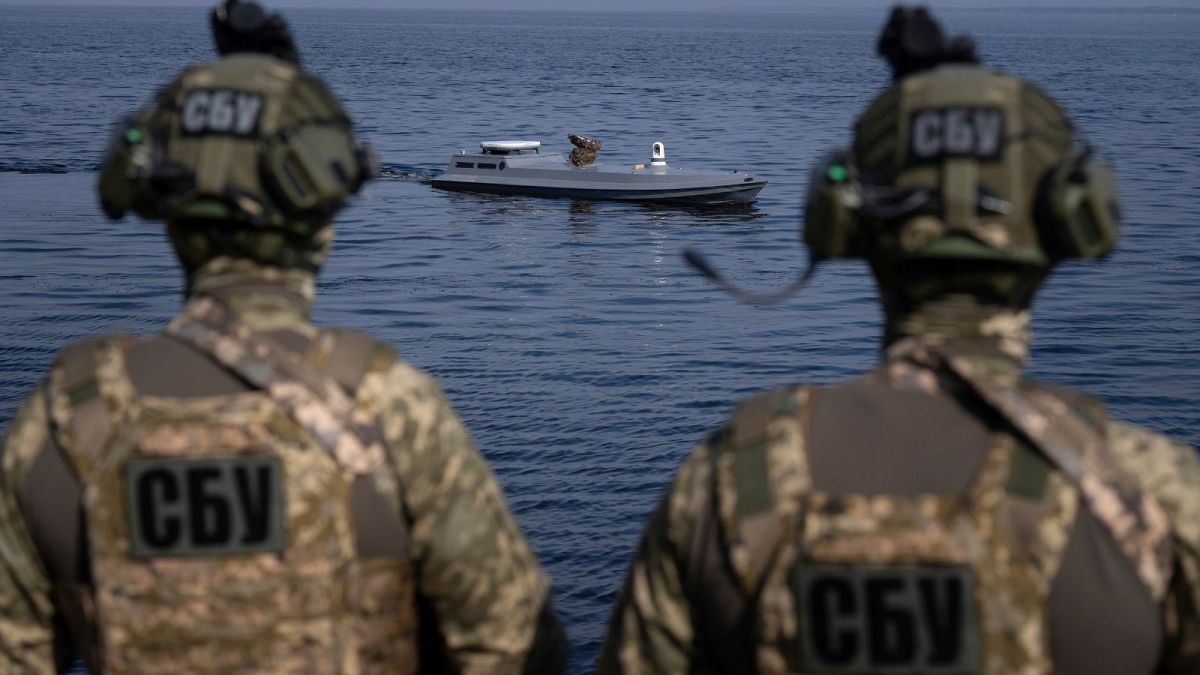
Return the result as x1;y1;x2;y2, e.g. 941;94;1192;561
598;336;1200;675
0;258;561;674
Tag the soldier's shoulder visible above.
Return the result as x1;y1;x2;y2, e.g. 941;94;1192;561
714;384;820;466
1105;420;1197;478
1020;378;1108;431
49;333;131;379
688;386;810;517
716;380;843;501
314;327;402;388
320;326;395;361
1106;420;1200;547
703;385;819;590
328;330;445;406
53;332;129;354
3;334;127;477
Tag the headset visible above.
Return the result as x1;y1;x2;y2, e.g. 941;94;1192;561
100;114;377;229
686;5;1119;303
258;123;378;222
1034;147;1120;260
685;147;1120;305
98;117;194;221
801;147;1119;263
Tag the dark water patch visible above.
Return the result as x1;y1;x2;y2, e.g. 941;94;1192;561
0;161;81;174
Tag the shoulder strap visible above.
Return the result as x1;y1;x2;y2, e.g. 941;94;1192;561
46;335;132;469
165;297;385;474
714;386;815;595
306;328;407;559
682;433;759;675
19;429;99;671
306;328;395;396
166;299;408;560
42;336;133;673
933;347;1172;600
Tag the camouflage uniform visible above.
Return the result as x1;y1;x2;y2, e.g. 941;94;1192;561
599;9;1199;675
599;326;1200;674
568;133;602;167
1;259;562;674
0;4;565;672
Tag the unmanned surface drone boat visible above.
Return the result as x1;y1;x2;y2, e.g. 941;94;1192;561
430;140;766;206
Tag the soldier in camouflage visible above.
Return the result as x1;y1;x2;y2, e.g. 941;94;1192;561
599;6;1199;674
0;2;566;672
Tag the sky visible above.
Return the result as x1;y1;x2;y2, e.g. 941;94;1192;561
0;0;1196;9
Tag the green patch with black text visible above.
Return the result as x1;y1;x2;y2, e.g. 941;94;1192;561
791;563;979;673
125;455;285;558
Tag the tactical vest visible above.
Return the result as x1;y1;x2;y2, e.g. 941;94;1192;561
702;344;1172;674
43;298;417;673
853;64;1074;266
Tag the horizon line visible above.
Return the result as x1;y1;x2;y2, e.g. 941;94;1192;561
2;2;1200;11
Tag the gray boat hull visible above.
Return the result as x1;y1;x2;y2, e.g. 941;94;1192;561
433;177;766;205
431;149;766;205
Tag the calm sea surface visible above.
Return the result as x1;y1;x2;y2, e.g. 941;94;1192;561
1;6;1198;670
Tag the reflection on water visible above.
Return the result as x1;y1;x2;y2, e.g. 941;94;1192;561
641;201;771;227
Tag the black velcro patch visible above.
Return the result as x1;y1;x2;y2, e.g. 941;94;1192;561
792;563;979;673
125;455;285;559
180;89;264;137
908;106;1005;163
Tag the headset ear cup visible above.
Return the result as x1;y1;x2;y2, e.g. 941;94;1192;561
803;149;864;259
98;118;194;221
353;144;380;193
1034;163;1062;259
97;126;138;220
1035;153;1120;261
260;130;316;214
1073;160;1119;258
259;124;361;218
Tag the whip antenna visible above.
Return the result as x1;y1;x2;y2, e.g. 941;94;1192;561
682;247;818;306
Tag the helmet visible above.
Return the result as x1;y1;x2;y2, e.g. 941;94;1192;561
802;7;1119;306
97;2;377;273
98;60;374;232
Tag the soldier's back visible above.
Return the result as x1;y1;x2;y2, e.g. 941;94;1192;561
600;342;1199;674
682;343;1196;674
5;262;558;673
10;284;418;671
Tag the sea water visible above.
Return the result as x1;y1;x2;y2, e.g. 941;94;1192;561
1;6;1198;670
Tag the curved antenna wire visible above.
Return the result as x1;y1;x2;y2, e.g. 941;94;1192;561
682;247;818;306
